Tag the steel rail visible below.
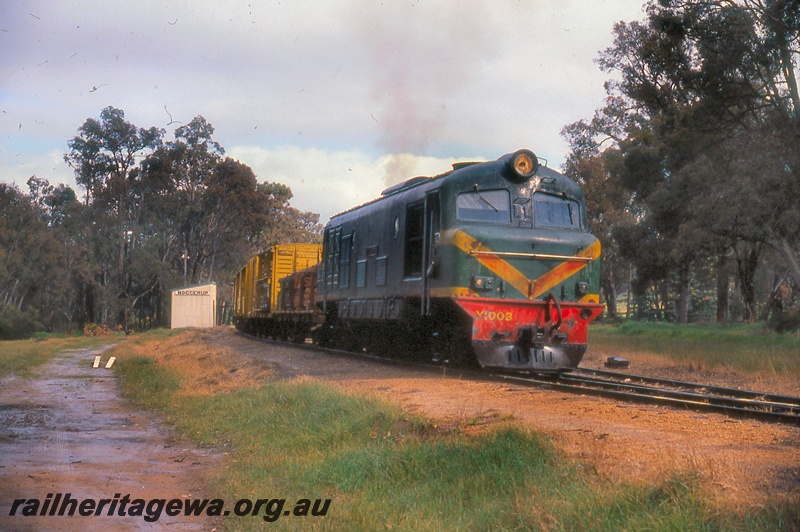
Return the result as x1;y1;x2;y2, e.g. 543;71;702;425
574;368;800;408
487;372;800;425
565;375;798;415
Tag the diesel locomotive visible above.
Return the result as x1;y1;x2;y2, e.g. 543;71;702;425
233;149;604;372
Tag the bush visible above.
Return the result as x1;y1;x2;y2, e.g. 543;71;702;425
82;323;119;336
767;307;800;334
0;307;45;340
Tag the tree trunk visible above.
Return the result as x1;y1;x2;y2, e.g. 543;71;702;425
602;278;617;319
119;227;128;332
208;228;222;283
626;266;632;319
759;274;786;322
776;25;800;119
676;262;691;324
601;262;617;319
736;245;759;323
155;278;163;327
716;253;729;325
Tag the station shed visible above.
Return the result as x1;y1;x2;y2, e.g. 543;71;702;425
170;283;217;328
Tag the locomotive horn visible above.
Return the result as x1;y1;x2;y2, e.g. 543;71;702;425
505;149;539;182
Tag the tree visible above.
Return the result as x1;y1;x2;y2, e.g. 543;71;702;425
256;182;324;249
26;177;87;329
561;123;638;319
65;107;164;330
0;183;63;336
140;116;225;287
57;108;326;332
589;13;716;322
568;0;800;323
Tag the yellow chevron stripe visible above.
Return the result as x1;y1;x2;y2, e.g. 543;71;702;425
445;229;600;300
530;239;601;298
448;229;532;297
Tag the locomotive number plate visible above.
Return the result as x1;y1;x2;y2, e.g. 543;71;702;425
475;310;514;321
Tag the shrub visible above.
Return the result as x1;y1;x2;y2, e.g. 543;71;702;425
82;323;119;336
767;307;800;334
0;307;45;340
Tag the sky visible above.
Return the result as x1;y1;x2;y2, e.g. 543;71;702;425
1;0;647;223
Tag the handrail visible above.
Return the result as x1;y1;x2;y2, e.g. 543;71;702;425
469;250;593;262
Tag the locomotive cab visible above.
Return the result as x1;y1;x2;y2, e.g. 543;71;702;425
427;151;604;371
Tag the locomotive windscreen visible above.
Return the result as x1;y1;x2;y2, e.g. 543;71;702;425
456;189;511;223
532;192;582;229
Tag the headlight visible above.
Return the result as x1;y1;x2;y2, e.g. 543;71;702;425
506;149;538;182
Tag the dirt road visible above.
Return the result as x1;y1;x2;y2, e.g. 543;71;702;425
0;344;218;531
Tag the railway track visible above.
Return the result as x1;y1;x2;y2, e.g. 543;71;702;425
242;333;800;426
490;368;800;426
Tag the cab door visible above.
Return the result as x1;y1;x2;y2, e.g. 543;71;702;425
421;190;441;316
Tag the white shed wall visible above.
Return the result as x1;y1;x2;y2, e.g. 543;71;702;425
170;284;216;328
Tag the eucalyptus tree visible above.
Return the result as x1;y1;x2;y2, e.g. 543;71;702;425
255;181;323;250
63;108;328;329
655;0;800;305
0;183;62;336
746;0;800;290
573;11;718;322
25;177;88;329
569;0;800;322
141;116;225;287
65;106;164;330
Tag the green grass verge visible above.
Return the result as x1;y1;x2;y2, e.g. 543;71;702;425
590;322;800;375
115;341;796;531
0;335;118;378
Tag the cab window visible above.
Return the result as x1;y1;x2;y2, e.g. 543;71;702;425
533;192;582;228
456;189;511;223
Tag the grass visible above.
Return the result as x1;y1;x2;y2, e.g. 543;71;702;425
0;334;118;378
589;321;800;376
113;330;797;531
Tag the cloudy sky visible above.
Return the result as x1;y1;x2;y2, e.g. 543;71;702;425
1;0;646;223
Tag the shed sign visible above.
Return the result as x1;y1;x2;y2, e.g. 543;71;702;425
176;290;210;296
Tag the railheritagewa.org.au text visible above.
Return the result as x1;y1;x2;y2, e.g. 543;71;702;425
8;493;331;523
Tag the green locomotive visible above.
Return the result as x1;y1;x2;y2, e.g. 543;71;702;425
235;150;604;372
